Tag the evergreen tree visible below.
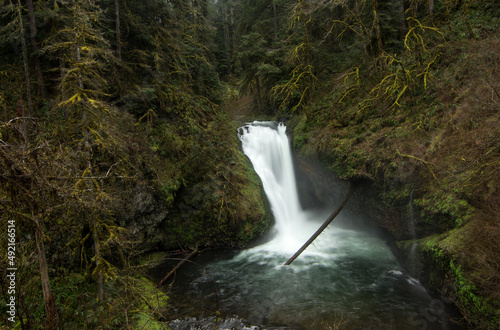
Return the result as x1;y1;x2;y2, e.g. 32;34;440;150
270;0;316;114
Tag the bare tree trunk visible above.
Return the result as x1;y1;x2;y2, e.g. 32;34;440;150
157;244;198;287
26;0;46;98
230;7;237;62
17;0;33;118
255;76;262;113
372;0;383;54
34;217;57;329
428;0;435;23
59;56;70;119
223;7;230;60
16;0;32;144
272;0;278;41
409;0;418;17
399;0;406;41
76;39;83;91
115;0;121;61
285;184;357;265
92;218;104;302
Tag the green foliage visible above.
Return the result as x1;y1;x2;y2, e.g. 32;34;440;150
158;112;272;248
449;0;500;39
0;0;277;327
0;0;497;327
414;191;474;228
237;32;281;107
281;1;499;326
271;0;316;114
422;242;500;329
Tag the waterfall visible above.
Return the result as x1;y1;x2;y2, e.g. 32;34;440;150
409;187;416;239
164;122;456;330
408;187;420;276
238;122;320;255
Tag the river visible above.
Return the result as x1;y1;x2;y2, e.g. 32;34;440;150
156;121;460;330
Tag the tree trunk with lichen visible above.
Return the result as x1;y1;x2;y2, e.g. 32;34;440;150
34;216;57;329
26;0;46;98
115;0;121;61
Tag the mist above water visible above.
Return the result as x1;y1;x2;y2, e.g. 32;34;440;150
165;122;458;329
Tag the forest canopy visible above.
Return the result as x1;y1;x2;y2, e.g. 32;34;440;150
1;0;499;328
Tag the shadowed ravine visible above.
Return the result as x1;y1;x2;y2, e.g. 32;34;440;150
159;122;460;329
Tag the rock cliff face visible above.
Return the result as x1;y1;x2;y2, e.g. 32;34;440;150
284;33;500;327
292;148;498;328
293;153;409;238
119;184;169;248
119;149;273;251
294;155;349;209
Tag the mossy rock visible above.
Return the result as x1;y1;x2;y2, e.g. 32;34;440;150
418;236;500;329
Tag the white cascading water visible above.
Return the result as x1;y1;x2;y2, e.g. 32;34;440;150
238;122;320;255
164;121;457;330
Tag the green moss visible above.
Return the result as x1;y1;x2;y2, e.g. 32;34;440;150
438;224;473;256
155;115;272;249
413;191;474;229
133;313;170;330
132;276;169;319
291;114;310;151
2;273;170;329
139;252;168;267
234;153;273;244
420;239;500;328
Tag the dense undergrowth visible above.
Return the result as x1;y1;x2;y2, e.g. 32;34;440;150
0;89;270;328
1;0;499;327
0;0;272;327
286;5;500;328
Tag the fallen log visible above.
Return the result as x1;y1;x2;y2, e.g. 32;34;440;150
284;184;357;265
157;244;198;287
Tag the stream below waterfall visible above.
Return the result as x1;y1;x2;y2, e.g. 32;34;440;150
153;122;461;330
